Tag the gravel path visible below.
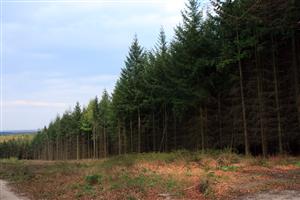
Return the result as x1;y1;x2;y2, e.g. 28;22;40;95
0;180;29;200
240;190;300;200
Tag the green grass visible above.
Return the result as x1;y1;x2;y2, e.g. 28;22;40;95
219;165;239;172
99;151;187;169
99;149;242;170
0;159;33;182
104;168;182;193
85;174;102;185
45;162;87;175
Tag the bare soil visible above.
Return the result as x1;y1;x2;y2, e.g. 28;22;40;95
239;190;300;200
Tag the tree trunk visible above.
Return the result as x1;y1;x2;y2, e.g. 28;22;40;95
164;105;168;152
271;34;283;154
218;94;223;148
87;133;90;159
152;111;156;152
118;120;121;155
103;126;107;158
173;110;177;150
236;28;250;156
255;37;267;157
138;108;141;153
56;136;59;160
130;118;133;153
159;104;168;152
76;135;80;160
93;126;96;159
292;28;300;125
200;107;205;153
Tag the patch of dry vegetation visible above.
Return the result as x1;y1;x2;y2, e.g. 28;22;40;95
0;152;299;200
0;134;34;143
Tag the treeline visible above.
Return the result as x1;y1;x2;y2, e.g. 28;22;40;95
0;135;33;159
1;0;299;160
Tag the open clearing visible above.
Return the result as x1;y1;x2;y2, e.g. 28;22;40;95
0;152;299;200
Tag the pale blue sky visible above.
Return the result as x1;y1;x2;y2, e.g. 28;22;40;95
2;0;210;130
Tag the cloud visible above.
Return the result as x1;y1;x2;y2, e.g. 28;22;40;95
3;0;187;130
4;100;67;108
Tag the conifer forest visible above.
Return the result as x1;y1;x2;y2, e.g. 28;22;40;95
1;0;300;160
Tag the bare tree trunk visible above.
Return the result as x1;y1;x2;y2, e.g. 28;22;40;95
292;28;300;125
93;126;96;159
103;126;107;158
123;121;127;154
173;110;177;150
164;105;168;152
271;34;283;154
218;94;223;148
118;120;121;155
255;38;267;157
159;104;168;152
138;108;141;153
152;111;156;152
200;107;205;153
130;118;133;153
237;29;250;156
87;134;90;159
76;135;80;160
56;136;59;160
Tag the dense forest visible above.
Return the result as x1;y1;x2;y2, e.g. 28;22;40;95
1;0;299;160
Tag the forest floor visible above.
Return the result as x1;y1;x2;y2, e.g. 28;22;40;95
0;152;299;200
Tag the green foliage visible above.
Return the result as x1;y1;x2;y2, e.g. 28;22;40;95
219;165;239;172
108;169;180;192
85;174;102;185
295;161;300;167
2;0;298;160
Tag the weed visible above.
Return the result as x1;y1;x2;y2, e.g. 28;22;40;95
219;165;239;172
127;196;138;200
70;183;81;190
81;184;96;197
0;161;33;181
100;154;137;169
85;174;102;185
198;173;216;198
185;168;192;177
250;158;269;167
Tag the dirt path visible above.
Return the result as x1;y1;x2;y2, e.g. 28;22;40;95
240;190;300;200
0;180;29;200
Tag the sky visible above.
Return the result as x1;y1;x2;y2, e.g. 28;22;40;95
1;0;211;131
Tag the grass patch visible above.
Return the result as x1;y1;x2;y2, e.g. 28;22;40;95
45;162;87;175
219;165;239;172
107;169;181;193
85;174;102;185
0;159;33;181
249;158;269;167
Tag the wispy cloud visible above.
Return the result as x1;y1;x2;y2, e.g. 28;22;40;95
3;0;188;130
4;100;67;108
